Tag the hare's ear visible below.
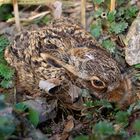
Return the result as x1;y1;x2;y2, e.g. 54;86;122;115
40;53;77;74
40;53;91;80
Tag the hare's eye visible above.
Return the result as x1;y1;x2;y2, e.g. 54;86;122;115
91;76;106;89
92;79;104;87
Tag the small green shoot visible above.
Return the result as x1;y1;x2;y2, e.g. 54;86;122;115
93;121;114;135
15;102;39;127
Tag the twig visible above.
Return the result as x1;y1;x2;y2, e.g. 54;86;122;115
0;0;55;5
110;0;116;11
12;0;21;32
7;11;50;23
81;0;86;28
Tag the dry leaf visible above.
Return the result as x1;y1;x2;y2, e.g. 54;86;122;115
60;115;74;140
68;84;81;103
136;92;140;99
63;115;74;133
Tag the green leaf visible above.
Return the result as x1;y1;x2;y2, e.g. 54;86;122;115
0;80;12;88
93;0;104;5
0;36;14;89
84;100;94;107
41;15;51;25
102;39;116;53
93;99;113;108
107;11;116;23
0;64;14;79
133;120;140;133
117;0;126;6
15;103;39;126
0;36;10;52
0;51;7;64
115;111;129;125
110;22;128;34
90;24;102;38
15;102;28;112
116;7;125;18
134;64;140;68
28;108;39;127
125;6;138;18
0;115;16;136
94;8;104;18
84;99;112;108
0;5;13;21
0;95;6;110
94;121;114;135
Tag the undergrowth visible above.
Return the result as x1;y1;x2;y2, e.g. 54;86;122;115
74;99;140;140
0;36;14;88
90;0;138;53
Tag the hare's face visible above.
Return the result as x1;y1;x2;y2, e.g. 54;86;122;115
67;47;121;99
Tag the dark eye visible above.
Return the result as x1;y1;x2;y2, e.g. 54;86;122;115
91;76;105;88
93;79;104;87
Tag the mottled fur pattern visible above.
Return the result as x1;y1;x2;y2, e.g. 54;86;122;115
5;18;123;103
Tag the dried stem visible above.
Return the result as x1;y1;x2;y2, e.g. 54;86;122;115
0;0;68;5
110;0;116;12
13;0;21;32
81;0;86;28
7;11;50;24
